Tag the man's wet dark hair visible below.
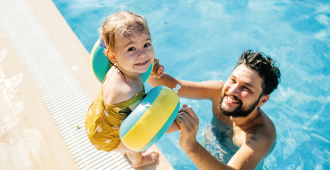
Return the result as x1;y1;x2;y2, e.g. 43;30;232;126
236;50;281;95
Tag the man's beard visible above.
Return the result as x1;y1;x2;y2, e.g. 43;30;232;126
218;93;261;118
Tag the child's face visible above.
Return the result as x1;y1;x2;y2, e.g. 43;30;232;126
111;31;155;74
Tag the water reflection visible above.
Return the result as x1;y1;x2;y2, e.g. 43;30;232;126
202;116;238;164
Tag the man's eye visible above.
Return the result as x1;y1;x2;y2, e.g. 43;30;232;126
144;43;151;48
128;47;136;51
243;87;250;92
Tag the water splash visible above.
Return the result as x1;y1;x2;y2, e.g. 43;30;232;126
0;45;41;169
0;129;41;169
0;71;24;135
0;49;6;62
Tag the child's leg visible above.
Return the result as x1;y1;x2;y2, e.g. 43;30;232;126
114;142;159;168
127;149;159;168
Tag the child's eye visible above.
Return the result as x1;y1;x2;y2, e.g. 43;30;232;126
144;43;151;48
128;47;136;51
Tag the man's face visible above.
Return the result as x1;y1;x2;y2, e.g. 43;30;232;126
219;64;264;117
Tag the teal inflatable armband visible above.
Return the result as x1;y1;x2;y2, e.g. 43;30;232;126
90;39;153;83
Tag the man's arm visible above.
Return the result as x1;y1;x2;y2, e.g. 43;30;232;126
176;106;273;170
187;137;271;170
148;58;224;100
148;73;224;100
175;105;235;170
187;142;235;170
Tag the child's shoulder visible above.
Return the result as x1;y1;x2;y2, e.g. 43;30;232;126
102;74;139;105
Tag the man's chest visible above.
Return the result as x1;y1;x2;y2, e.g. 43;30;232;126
211;102;247;147
232;128;246;147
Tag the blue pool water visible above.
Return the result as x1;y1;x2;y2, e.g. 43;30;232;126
53;0;330;169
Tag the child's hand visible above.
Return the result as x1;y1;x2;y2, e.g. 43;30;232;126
151;58;164;79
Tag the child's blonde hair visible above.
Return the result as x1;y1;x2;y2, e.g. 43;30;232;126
101;11;150;53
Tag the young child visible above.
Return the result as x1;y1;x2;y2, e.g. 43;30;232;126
85;11;179;168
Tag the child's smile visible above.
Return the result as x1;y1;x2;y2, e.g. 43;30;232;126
135;60;149;66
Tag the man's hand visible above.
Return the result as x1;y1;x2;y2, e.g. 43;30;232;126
175;104;199;153
150;58;164;79
175;104;235;170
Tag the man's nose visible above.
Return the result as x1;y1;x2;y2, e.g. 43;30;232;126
227;84;239;95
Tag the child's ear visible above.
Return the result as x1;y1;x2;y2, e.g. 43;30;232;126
105;49;117;63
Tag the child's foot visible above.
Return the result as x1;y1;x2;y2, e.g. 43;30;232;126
120;151;127;156
131;151;159;168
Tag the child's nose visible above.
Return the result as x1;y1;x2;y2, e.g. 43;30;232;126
137;49;147;58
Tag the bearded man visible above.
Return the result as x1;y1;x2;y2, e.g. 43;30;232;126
148;50;281;170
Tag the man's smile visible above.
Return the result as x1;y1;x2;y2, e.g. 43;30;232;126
224;95;241;105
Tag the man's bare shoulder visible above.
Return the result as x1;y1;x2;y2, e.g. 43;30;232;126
244;112;276;154
229;122;275;170
245;125;275;146
227;118;275;169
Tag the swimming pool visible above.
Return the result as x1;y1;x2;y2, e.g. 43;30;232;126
53;0;330;169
